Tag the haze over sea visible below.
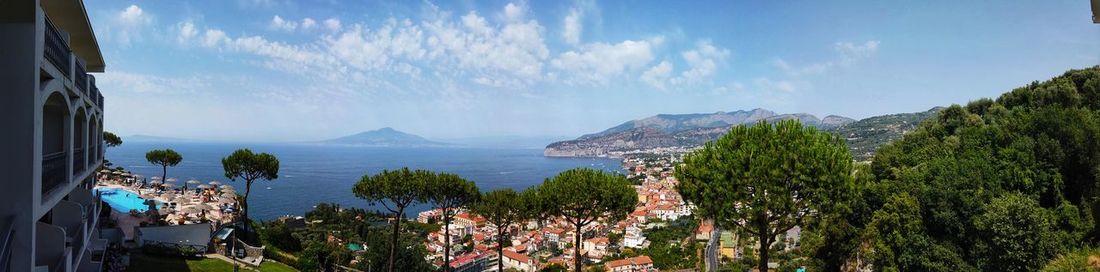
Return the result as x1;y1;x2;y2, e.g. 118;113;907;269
106;142;621;220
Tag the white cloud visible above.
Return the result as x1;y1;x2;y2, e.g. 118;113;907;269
640;60;673;89
639;40;730;89
109;5;153;46
177;21;198;44
774;40;880;76
118;5;152;26
835;40;880;64
201;29;228;48
551;39;658;85
270;15;298;31
324;18;342;32
301;18;317;30
675;40;730;84
562;8;582;45
503;3;525;21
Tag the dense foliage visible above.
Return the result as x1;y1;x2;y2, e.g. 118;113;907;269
471;189;527;272
539;168;637;272
677;119;854;271
845;66;1100;271
145;149;182;183
221;148;280;241
427;173;480;271
635;216;700;270
103;131;122;147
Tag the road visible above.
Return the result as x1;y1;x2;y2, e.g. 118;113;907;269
705;227;719;271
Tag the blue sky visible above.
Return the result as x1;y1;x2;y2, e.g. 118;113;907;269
88;0;1100;142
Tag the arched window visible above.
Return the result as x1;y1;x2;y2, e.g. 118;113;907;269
42;93;69;194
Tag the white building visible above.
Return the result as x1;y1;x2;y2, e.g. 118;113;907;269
623;225;647;248
1;0;108;271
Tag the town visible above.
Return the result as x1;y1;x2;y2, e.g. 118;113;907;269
408;153;804;271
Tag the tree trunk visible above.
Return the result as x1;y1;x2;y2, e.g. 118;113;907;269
388;208;403;272
443;211;451;272
574;222;582;272
242;180;252;241
498;227;505;272
758;215;770;272
161;165;166;187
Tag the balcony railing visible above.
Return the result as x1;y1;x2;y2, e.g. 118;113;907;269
44;17;71;79
73;148;85;175
42;151;67;195
75;59;88;95
0;216;14;272
89;75;98;105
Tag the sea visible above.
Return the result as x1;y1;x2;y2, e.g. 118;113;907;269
105;142;622;220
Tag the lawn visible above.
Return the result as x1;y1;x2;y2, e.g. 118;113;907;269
129;254;297;272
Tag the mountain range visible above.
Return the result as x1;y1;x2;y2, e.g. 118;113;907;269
545;107;942;161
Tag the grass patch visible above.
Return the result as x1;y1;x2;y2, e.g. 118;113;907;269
129;254;298;272
259;260;299;272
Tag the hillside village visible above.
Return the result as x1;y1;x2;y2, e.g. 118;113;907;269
414;153;803;271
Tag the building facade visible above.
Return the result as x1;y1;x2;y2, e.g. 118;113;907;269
1;0;107;271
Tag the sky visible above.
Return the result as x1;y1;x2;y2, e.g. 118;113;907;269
87;0;1100;142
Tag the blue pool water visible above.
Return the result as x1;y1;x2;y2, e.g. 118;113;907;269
95;187;160;212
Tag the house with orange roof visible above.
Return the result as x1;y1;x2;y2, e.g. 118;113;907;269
582;237;610;259
604;255;655;272
501;250;538;272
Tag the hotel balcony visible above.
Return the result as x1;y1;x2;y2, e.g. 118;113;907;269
37;4;106;210
35;222;72;272
42;14;101;110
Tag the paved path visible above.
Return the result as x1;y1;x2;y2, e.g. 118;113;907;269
705;227;719;271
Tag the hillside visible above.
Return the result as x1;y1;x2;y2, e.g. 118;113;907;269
545;108;939;159
830;107;943;160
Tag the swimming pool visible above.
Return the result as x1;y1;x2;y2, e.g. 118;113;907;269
95;187;161;212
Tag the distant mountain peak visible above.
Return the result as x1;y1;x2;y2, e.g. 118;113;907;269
322;128;451;147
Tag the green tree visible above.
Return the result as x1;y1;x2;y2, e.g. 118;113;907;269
471;189;526;272
540;168;637;272
221;148;280;240
352;168;430;272
861;193;971;271
103;131;122;147
428;172;480;271
973;193;1063;271
145;149;182;184
676;120;854;272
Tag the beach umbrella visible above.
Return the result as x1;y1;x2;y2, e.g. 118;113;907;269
220;184;234;190
209;181;222;186
166;177;178;182
121;172;132;177
162;183;177;189
186;179;201;185
112;171;122;175
99;169;111;174
197;184;212;189
151;176;161;180
218;197;236;205
149;180;162;185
